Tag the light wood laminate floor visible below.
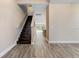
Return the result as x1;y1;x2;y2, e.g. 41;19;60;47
2;31;79;58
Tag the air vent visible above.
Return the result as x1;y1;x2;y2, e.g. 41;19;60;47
36;14;41;15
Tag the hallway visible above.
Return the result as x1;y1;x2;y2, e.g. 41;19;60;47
2;31;79;58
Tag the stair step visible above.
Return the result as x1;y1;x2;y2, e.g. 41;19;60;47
19;39;31;41
19;37;31;39
17;41;31;44
19;40;31;42
20;35;31;37
21;31;31;34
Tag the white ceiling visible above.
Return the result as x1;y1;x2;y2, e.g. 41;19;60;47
50;0;79;4
32;4;48;11
17;0;48;12
17;0;48;4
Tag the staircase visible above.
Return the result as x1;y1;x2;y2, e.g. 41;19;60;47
17;16;33;44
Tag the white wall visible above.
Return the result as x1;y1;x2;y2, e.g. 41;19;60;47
49;3;79;43
0;0;25;53
35;10;46;25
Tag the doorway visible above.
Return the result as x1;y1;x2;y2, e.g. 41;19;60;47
33;10;47;45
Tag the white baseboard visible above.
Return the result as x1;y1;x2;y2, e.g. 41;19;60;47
0;42;16;57
49;41;79;43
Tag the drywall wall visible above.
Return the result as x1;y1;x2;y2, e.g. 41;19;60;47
0;0;25;53
49;3;79;43
35;10;46;25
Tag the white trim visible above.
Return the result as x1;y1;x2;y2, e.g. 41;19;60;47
0;43;16;57
49;41;79;43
